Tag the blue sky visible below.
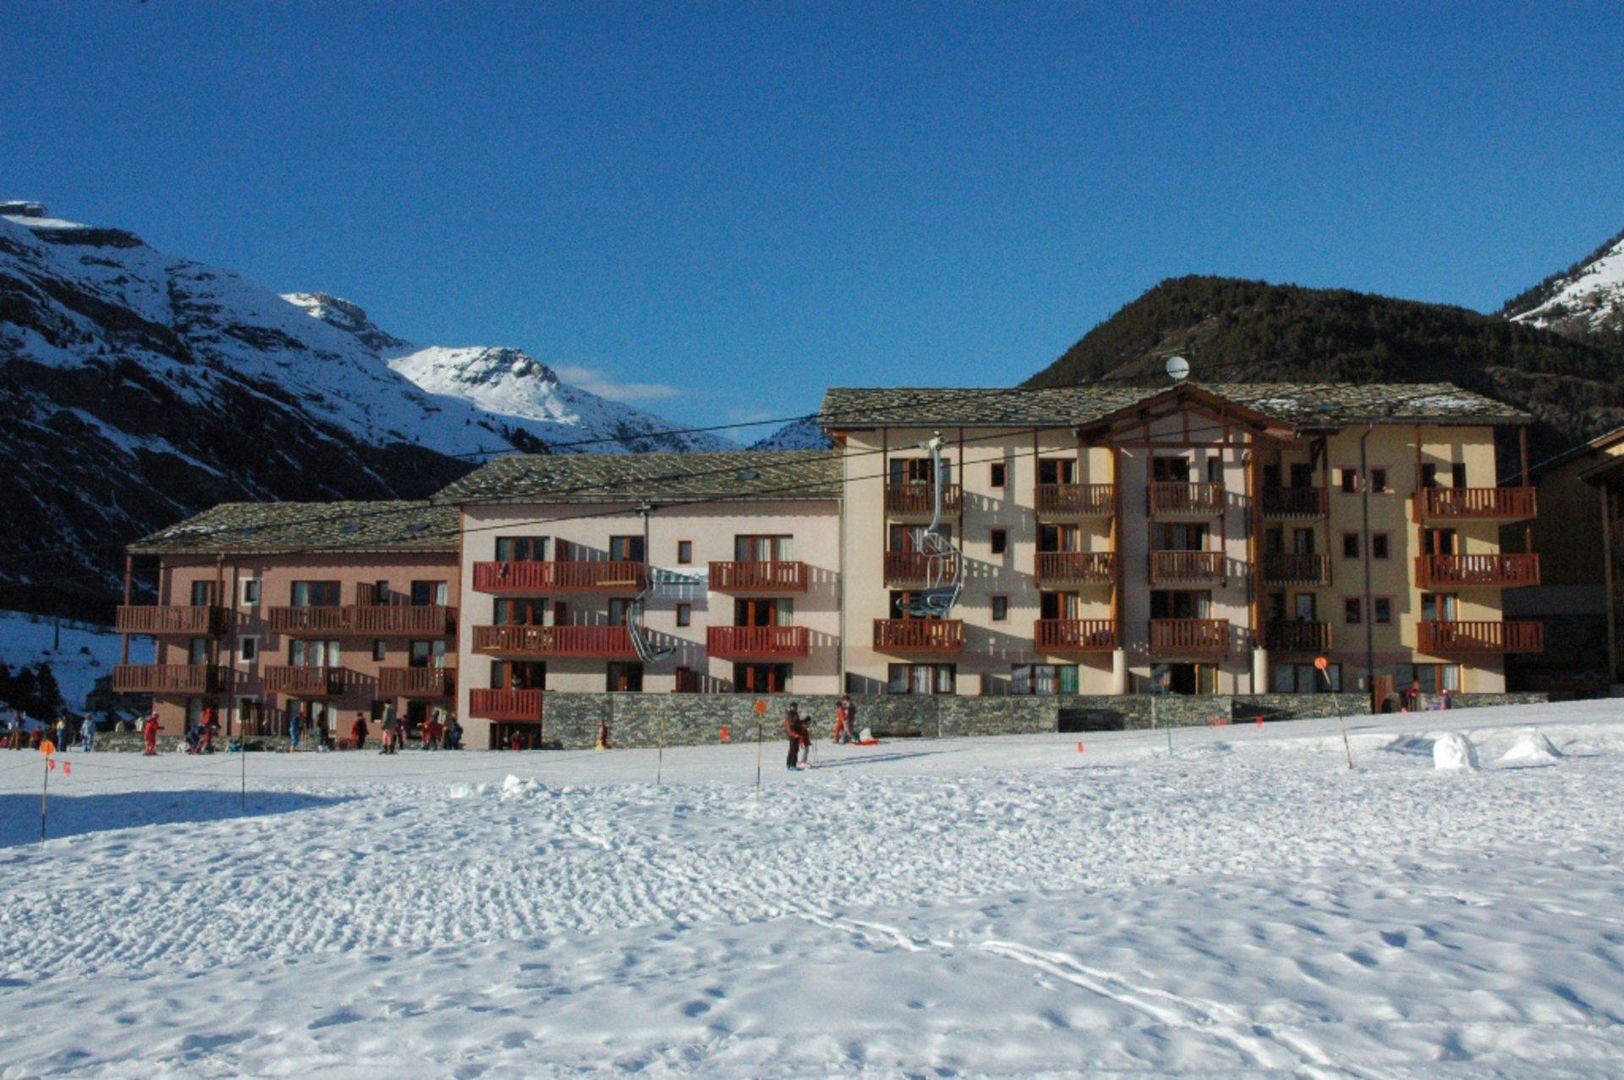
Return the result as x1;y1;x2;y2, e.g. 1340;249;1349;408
5;3;1622;435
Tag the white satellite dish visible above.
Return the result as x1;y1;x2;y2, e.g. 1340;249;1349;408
1165;355;1190;382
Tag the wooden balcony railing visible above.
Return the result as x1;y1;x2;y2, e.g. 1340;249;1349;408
884;550;959;585
1035;484;1115;517
471;624;635;658
468;688;543;721
1148;482;1224;516
1034;619;1118;652
472;560;648;593
1414;553;1541;588
706;625;811;660
708;560;809;592
111;664;235;695
1148;550;1227;585
1265;620;1332;653
885;482;962;517
1035;551;1115;585
378;667;455;697
1259;552;1331;586
261;666;351;696
1414;487;1537;522
1260;487;1327;518
873;618;964;653
1418;620;1544;655
1149;619;1230;656
115;605;229;636
267;605;455;636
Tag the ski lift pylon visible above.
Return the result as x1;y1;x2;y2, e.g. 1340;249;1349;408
629;503;676;663
903;432;964;620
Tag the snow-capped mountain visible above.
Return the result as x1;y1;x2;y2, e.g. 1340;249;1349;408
749;415;833;451
1504;227;1624;339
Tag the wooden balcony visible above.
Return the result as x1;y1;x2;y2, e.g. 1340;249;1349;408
885;482;962;517
1260;487;1327;518
111;664;235;695
884;550;960;586
471;624;635;658
1149;619;1230;657
873;618;964;654
1259;552;1331;587
1035;484;1114;518
472;560;647;594
1148;550;1227;585
267;604;455;636
468;688;543;722
1417;620;1544;655
261;666;351;697
1148;482;1224;517
1035;551;1115;586
115;605;230;636
378;667;455;697
1265;620;1332;654
1414;553;1540;588
1034;619;1118;653
708;560;809;593
707;625;810;660
1413;486;1537;522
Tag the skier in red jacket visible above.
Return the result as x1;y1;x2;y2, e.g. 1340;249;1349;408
142;712;160;756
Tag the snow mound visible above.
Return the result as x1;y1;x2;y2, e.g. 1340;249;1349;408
1500;729;1564;764
1433;731;1480;771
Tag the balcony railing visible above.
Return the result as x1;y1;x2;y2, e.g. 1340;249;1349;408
261;666;351;697
468;688;543;721
1414;487;1537;522
1035;484;1114;518
707;625;810;660
471;624;635;658
111;664;235;695
884;550;959;586
1418;620;1544;655
1148;550;1228;585
1414;553;1541;588
1148;482;1224;516
1259;552;1331;587
1260;487;1327;518
1034;619;1118;653
885;482;962;517
472;560;648;593
267;604;455;636
873;618;964;653
378;667;455;697
115;605;230;636
1149;618;1230;656
1035;551;1115;585
1265;620;1332;653
708;560;809;592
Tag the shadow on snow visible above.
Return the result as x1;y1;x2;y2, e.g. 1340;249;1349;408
0;790;355;849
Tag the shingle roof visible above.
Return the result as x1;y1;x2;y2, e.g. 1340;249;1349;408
434;450;843;505
819;382;1529;429
130;501;459;555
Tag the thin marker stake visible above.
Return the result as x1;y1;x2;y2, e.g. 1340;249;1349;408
39;758;50;846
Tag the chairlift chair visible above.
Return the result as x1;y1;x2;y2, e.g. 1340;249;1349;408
628;503;677;663
903;433;965;620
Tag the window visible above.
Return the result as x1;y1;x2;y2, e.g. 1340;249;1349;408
369;580;391;606
1369;468;1389;493
495;536;548;562
1344;597;1362;624
676;603;692;628
1012;664;1078;695
1038;458;1075;485
1451;463;1468;488
674;667;700;693
1396;662;1460;694
734;663;790;693
490;660;545;690
606;662;643;692
238;636;258;663
372;640;387;662
887;663;955;695
1206;457;1222;484
188;638;209;665
990;529;1008;555
677;540;693;565
735;535;792;561
1342;533;1360;559
609;535;646;562
990;462;1006;488
890;457;946;485
409;640;447;668
1292;528;1316;554
290;639;340;666
1371;534;1390;559
241;579;260;605
991;596;1009;622
1152;457;1191;482
736;597;791;626
290;581;340;607
410;580;448;606
1373;597;1393;624
1340;468;1359;494
1294;593;1317;620
494;598;548;625
1272;662;1340;693
609;598;634;626
190;580;212;606
1421;463;1438;489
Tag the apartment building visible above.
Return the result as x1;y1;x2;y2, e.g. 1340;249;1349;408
440;450;842;748
114;502;460;739
822;381;1541;702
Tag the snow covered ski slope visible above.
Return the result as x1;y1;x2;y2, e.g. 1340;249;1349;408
0;700;1621;1077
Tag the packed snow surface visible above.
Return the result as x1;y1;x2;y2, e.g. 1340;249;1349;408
1;701;1621;1077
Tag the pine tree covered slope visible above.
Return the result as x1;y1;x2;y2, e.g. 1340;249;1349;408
1022;275;1624;455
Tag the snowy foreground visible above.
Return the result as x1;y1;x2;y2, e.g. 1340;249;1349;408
1;702;1622;1078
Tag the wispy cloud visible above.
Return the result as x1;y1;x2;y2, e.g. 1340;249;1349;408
554;363;681;404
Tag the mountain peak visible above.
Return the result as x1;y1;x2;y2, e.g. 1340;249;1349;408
281;291;412;353
1502;227;1624;338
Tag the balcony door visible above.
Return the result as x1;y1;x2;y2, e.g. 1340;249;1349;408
890;457;945;486
1037;458;1076;485
1039;592;1079;620
736;535;792;561
291;639;341;667
1150;591;1210;619
1423;529;1457;556
290;581;340;607
890;523;951;552
1154;523;1208;551
735;663;789;693
735;597;792;627
410;580;448;606
409;640;446;669
606;662;643;692
491;660;545;690
495;536;548;562
609;535;646;562
494;598;547;626
1038;523;1079;554
1421;594;1459;622
1288;462;1315;488
188;638;209;665
1152;456;1191;482
190;580;213;606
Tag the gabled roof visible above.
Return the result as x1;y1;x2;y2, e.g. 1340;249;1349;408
130;501;459;555
819;382;1529;430
435;450;843;505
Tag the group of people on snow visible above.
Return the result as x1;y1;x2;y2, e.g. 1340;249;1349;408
783;693;867;770
3;709;101;752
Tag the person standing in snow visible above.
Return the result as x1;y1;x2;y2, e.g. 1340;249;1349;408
350;712;368;751
784;702;809;770
200;709;218;753
79;713;95;752
142;711;160;756
1402;679;1421;712
445;717;463;750
289;705;304;750
53;714;67;751
833;694;857;744
380;713;398;755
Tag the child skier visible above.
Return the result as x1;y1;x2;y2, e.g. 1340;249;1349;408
784;703;809;770
142;711;159;756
